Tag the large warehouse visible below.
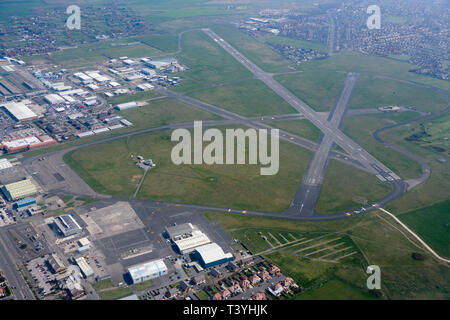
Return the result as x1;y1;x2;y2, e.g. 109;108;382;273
0;179;37;201
0;134;57;153
194;243;233;269
165;223;213;254
0;101;38;122
53;214;82;237
128;259;168;284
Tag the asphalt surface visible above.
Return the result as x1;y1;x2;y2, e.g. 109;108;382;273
290;73;359;216
202;28;401;181
0;226;36;299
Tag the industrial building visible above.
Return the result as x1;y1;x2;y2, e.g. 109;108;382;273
0;158;13;171
44;94;66;105
1;179;37;201
128;259;168;284
0;134;57;153
0;101;38;122
14;197;36;210
115;101;137;111
194;243;234;268
165;223;213;254
53;214;82;237
47;253;66;273
165;223;194;240
75;257;94;278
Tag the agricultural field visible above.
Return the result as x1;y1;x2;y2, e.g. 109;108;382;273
274;71;347;112
342;112;424;179
187;79;298;117
64;127;313;212
315;160;392;215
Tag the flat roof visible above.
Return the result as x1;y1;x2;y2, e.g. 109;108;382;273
128;259;167;280
165;223;194;239
0;158;13;171
44;94;66;104
2;136;41;149
0;102;37;121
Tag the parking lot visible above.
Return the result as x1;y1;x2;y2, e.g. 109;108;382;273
26;256;55;296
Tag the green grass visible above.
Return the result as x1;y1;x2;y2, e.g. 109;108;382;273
349;75;448;113
296;278;377;300
42;40;163;68
108;91;162;106
261;34;327;52
204;211;450;299
265;251;335;288
297;51;450;93
92;278;115;291
397;199;450;258
274;71;347;112
342;112;423;179
134;279;154;291
267;119;322;143
195;290;210;300
176;30;252;85
65;127;313;212
98;286;133;300
315;160;392;215
0;0;47;21
388;54;410;62
412;112;450;150
212;25;293;73
188;79;297;117
134;34;179;52
380;114;450;214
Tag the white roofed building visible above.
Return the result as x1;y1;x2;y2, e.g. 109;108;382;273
128;259;168;284
194;243;233;268
0;102;38;122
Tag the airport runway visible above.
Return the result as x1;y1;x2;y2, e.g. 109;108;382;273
290;73;360;216
202;28;401;183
